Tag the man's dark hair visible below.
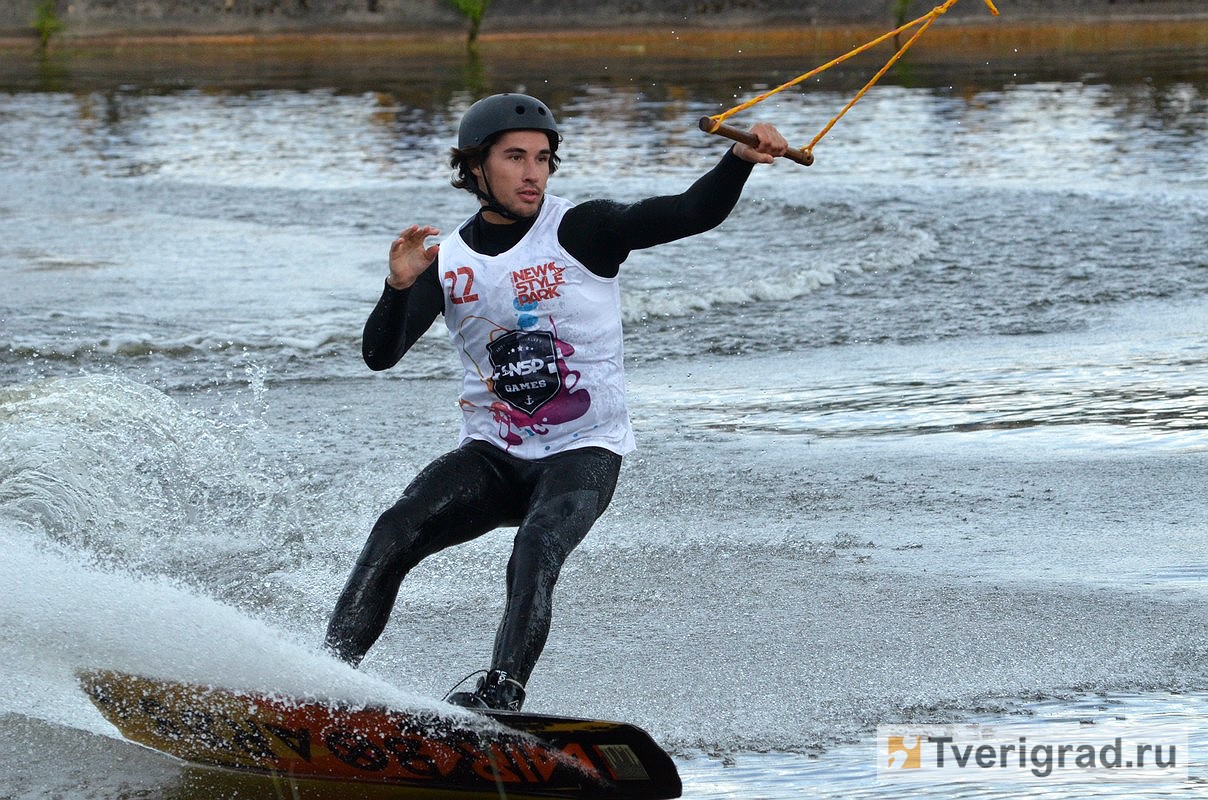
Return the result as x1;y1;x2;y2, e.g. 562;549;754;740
449;131;561;195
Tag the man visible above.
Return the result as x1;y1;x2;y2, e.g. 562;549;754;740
325;93;788;710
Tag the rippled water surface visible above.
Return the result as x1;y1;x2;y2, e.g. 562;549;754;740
1;32;1206;799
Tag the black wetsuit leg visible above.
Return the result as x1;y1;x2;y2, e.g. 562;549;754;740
323;443;523;666
490;446;621;685
325;441;620;679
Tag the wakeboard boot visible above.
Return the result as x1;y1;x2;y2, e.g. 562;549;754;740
447;670;526;712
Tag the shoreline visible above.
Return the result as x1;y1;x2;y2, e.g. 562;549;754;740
3;16;1206;62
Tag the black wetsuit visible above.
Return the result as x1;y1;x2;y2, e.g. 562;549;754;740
324;149;756;684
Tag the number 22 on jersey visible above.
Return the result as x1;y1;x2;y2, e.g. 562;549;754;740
444;266;479;305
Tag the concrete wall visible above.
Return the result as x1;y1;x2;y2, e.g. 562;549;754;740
2;0;1204;39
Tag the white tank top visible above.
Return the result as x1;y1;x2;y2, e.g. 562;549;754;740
437;195;635;459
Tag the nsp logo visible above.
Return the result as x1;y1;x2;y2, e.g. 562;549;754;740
486;329;561;415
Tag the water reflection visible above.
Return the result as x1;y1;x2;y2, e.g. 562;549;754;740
3;26;1207;98
6;74;1203;189
2;36;1204;173
31;49;72;93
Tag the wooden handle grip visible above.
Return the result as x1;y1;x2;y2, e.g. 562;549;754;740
698;117;814;166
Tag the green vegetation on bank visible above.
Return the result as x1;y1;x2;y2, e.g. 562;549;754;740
32;0;63;53
448;0;491;46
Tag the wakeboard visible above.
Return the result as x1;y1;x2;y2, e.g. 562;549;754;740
78;669;681;800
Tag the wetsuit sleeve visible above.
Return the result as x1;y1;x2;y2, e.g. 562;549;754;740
361;264;444;371
557;148;756;278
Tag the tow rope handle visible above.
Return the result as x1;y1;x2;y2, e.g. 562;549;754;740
697;0;1000;167
697;117;815;166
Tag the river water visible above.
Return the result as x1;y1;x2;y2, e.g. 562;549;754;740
1;31;1206;799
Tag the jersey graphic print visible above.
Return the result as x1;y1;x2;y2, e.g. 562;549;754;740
482;321;591;449
487;330;561;415
511;261;564;304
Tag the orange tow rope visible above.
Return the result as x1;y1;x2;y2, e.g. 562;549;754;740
700;0;1000;164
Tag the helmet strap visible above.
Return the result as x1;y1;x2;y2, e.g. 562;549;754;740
472;164;526;222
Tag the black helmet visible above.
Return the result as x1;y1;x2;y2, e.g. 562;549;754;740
457;93;559;149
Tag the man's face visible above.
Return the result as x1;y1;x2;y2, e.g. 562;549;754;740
474;130;552;221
